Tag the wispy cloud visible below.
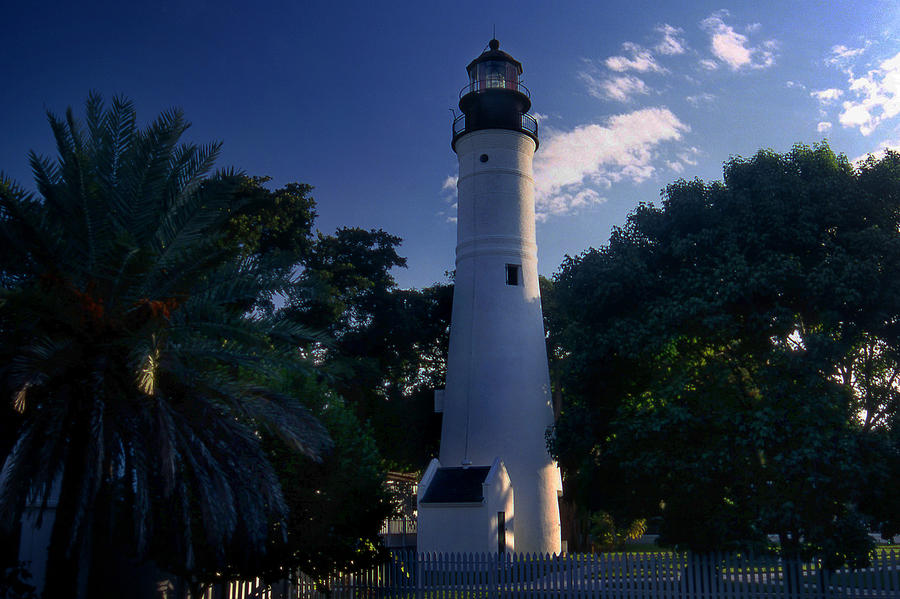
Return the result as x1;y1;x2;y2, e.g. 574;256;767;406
827;43;868;67
655;24;687;56
811;88;844;103
439;175;458;222
817;121;832;133
666;160;685;173
686;92;716;106
665;147;702;174
677;148;700;166
580;70;650;103
537;189;605;222
700;10;777;71
533;107;689;219
580;26;681;104
605;42;667;73
837;51;900;135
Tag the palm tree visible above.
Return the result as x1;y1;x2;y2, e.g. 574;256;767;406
0;94;331;597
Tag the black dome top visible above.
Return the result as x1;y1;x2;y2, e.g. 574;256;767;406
466;39;523;75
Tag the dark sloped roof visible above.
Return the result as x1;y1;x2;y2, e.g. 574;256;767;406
421;466;491;503
466;39;523;75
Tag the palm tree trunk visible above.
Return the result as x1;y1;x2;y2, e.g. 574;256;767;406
43;421;96;599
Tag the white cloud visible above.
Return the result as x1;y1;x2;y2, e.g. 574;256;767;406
667;160;685;173
677;147;701;166
699;58;719;71
580;71;650;103
655;24;687;55
811;88;844;103
438;175;458;222
827;43;868;67
686;92;716;106
817;121;832;133
785;81;806;90
605;42;666;73
851;138;900;165
533;107;689;219
535;189;605;223
837;50;900;135
666;148;702;174
700;11;776;71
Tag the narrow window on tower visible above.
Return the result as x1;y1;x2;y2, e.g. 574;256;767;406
505;264;520;286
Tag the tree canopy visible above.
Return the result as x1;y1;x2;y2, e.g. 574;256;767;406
0;93;452;597
550;143;900;565
0;95;336;596
274;224;451;471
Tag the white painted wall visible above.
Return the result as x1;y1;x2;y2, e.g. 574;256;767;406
417;458;515;555
439;129;561;554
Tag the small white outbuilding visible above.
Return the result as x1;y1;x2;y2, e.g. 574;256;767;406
416;457;514;554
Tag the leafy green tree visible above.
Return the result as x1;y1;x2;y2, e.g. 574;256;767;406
551;143;900;567
350;283;451;470
283;228;451;471
0;95;331;597
285;227;407;336
221;177;318;267
260;375;392;588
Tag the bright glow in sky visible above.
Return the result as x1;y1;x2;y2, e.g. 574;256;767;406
3;1;900;288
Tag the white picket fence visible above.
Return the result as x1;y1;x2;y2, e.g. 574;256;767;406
193;549;900;599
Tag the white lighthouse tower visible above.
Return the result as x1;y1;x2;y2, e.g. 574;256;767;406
417;39;562;555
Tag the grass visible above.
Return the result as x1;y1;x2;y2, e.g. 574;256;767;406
611;542;674;554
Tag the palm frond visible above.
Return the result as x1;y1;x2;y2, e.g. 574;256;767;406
2;94;335;584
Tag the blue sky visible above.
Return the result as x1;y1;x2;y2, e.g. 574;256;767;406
3;1;900;289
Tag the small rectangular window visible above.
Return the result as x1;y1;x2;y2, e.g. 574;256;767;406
498;511;506;553
505;264;520;286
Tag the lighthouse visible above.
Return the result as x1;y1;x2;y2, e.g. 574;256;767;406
417;39;562;555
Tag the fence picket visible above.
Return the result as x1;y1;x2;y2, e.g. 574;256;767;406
502;550;509;599
597;553;614;599
538;552;545;599
572;551;580;599
626;551;633;599
655;551;664;599
549;551;554;598
863;558;873;599
890;550;899;595
721;552;728;599
520;552;528;599
614;551;622;599
553;552;560;599
529;552;536;598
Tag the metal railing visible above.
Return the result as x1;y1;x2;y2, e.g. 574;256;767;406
452;112;539;139
459;79;531;99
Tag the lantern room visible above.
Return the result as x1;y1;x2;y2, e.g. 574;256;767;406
452;39;538;150
466;39;523;92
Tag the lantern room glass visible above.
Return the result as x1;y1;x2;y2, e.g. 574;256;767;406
471;60;518;92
